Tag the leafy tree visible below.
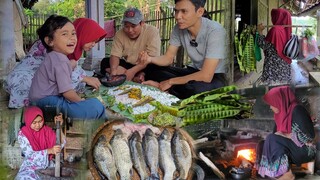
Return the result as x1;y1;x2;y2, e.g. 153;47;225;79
32;0;85;19
24;9;35;16
51;0;85;19
32;0;53;14
28;0;173;20
104;0;127;19
104;0;145;19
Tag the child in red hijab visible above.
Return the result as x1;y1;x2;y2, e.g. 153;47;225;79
68;18;107;61
257;8;292;85
15;106;65;180
256;86;315;180
68;18;107;91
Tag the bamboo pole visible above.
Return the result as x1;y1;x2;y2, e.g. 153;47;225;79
55;121;61;177
264;25;313;27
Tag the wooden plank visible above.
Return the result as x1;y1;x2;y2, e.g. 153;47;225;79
309;71;320;85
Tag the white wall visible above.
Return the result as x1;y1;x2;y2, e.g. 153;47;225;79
81;0;106;71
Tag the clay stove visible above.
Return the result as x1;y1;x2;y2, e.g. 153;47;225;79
195;128;266;179
225;131;263;163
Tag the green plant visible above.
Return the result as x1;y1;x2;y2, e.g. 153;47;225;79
302;28;314;39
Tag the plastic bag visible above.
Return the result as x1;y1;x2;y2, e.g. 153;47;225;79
283;34;300;59
297;37;319;61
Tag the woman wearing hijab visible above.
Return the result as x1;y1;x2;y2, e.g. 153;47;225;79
257;86;316;180
257;8;292;85
15;106;65;180
4;18;107;108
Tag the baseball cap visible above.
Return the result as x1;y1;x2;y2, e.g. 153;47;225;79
122;8;143;25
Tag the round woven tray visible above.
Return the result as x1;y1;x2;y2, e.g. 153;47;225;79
87;119;196;180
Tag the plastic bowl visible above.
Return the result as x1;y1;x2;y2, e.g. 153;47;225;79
100;74;126;87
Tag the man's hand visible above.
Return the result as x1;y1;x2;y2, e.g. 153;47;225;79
83;76;101;90
124;69;135;81
110;66;127;76
138;51;152;66
110;68;118;76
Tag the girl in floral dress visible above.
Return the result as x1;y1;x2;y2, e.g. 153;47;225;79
15;106;65;180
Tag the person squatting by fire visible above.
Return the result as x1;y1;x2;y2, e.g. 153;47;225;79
256;86;316;180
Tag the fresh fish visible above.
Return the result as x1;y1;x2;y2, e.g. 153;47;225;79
158;129;176;180
93;135;117;180
143;128;160;180
110;129;133;180
129;131;149;180
172;130;192;180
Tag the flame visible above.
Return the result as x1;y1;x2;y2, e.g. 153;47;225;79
237;149;255;162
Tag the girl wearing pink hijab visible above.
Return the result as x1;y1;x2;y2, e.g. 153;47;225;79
15;106;65;180
257;9;292;85
256;86;315;180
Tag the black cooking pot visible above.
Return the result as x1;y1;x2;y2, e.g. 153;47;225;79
230;167;251;180
230;171;251;180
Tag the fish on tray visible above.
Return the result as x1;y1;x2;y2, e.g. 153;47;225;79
91;121;195;180
112;121;161;139
143;128;160;180
93;135;117;180
172;130;192;180
129;131;149;180
159;128;176;180
110;129;133;180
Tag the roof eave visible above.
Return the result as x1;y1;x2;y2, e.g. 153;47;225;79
296;3;320;17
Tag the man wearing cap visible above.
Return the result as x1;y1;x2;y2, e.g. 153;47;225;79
138;0;228;99
100;7;161;82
